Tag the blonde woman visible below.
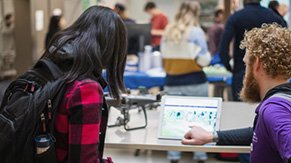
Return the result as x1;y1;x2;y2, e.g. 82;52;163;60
161;1;211;163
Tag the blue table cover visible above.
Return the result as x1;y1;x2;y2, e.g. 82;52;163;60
121;71;232;89
104;70;232;91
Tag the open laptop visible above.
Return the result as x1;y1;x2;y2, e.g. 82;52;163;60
158;96;222;140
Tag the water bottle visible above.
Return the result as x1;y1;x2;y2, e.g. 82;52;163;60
138;45;152;72
138;51;145;72
151;51;162;68
34;134;52;154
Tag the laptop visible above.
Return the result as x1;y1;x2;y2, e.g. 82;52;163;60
158;96;222;140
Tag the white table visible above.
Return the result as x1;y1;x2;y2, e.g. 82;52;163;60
105;102;258;153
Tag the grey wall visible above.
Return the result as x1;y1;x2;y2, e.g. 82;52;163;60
49;0;64;16
30;0;49;61
2;0;14;15
12;0;66;75
31;0;66;61
0;0;14;52
100;0;128;8
14;0;33;75
64;0;82;27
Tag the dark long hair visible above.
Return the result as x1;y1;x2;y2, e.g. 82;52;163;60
41;6;127;103
45;16;62;48
48;16;62;32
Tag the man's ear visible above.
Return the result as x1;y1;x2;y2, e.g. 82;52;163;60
254;56;260;71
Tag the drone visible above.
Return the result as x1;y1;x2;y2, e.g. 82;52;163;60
105;91;164;131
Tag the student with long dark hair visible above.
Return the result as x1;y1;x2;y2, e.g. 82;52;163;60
42;6;127;162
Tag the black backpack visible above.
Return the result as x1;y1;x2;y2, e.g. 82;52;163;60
0;58;67;163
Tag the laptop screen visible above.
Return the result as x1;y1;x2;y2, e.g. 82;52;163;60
158;96;222;140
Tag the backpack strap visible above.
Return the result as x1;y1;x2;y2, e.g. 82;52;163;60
34;58;64;79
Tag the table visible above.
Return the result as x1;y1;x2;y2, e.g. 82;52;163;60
122;71;232;89
105;102;258;153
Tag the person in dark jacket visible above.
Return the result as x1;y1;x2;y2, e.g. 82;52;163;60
182;24;291;163
218;0;286;102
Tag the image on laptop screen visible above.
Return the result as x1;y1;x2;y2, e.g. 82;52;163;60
158;96;222;140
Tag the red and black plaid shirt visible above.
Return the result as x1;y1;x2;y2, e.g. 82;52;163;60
54;78;112;163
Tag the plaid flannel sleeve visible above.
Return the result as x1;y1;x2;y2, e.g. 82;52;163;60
67;79;104;163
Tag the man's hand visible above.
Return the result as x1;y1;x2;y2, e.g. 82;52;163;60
181;126;213;145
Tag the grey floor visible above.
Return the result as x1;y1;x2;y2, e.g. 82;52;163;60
104;148;240;163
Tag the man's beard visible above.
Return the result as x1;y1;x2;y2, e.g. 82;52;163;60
239;68;261;103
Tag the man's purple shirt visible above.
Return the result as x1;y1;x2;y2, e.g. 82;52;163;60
251;97;291;163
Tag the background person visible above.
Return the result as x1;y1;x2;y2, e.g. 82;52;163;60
161;1;211;163
1;13;17;79
219;0;286;102
268;0;287;27
45;15;66;49
144;1;168;51
268;0;280;13
41;6;127;162
182;23;291;163
2;13;15;52
207;8;224;57
278;4;289;18
232;0;239;13
114;3;135;23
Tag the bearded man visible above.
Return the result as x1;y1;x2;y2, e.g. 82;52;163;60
182;24;291;163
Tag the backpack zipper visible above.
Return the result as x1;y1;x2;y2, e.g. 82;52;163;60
48;99;52;120
40;113;46;132
47;83;52;120
30;81;35;92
